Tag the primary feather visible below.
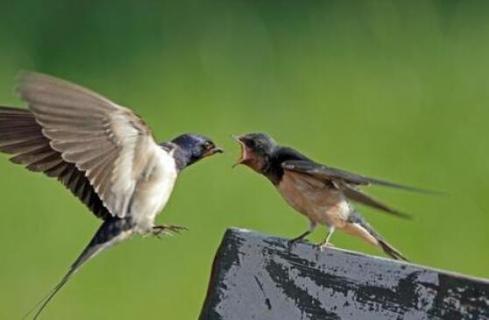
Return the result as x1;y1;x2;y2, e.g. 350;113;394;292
17;72;159;219
282;159;437;193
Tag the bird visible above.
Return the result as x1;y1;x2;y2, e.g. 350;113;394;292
233;132;433;261
0;72;223;319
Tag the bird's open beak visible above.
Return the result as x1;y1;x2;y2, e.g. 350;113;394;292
232;135;247;168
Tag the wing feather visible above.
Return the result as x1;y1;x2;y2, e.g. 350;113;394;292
18;72;158;218
282;160;435;193
0;106;111;220
339;183;411;219
0;137;49;154
281;159;419;219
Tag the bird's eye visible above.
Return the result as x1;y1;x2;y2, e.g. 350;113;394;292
204;141;213;150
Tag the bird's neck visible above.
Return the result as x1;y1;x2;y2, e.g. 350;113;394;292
262;159;283;185
160;143;194;171
263;146;309;185
176;146;197;171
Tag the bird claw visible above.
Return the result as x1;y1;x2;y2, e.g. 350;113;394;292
152;224;188;238
287;240;297;249
287;237;308;249
319;242;335;252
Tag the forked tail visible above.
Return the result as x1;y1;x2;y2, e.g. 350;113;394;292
24;217;133;320
348;211;409;261
377;238;408;261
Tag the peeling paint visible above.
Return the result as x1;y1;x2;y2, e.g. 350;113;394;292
200;228;489;320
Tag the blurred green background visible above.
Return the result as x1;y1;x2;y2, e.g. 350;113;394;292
1;0;488;319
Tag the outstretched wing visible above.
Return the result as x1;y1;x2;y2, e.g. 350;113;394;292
13;72;161;218
0;106;110;219
281;160;422;219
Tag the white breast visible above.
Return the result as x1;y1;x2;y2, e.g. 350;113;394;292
129;145;178;233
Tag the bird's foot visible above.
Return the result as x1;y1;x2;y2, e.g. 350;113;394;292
319;242;335;252
287;239;298;249
287;237;308;249
152;224;188;238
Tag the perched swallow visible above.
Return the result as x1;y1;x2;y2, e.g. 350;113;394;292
0;72;222;319
234;133;432;261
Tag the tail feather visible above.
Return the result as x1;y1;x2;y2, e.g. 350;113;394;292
25;218;133;320
378;239;409;261
348;211;409;261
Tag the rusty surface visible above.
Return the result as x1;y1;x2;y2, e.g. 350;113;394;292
200;228;489;320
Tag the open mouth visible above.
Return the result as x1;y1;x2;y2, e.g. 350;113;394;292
232;135;249;167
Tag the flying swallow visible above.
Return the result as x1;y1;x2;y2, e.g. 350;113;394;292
0;72;222;319
233;133;434;261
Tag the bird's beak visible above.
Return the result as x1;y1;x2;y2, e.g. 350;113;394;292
203;146;223;158
232;135;246;168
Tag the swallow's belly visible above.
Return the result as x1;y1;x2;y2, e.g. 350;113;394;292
277;171;351;226
130;147;178;233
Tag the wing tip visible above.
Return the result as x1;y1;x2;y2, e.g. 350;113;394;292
15;70;36;99
16;70;71;100
16;69;37;87
16;70;51;82
370;178;445;196
392;210;413;220
399;185;446;196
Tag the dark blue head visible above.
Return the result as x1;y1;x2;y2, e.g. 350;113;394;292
171;134;223;169
233;132;277;172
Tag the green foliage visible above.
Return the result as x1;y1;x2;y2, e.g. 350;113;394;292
0;1;488;318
